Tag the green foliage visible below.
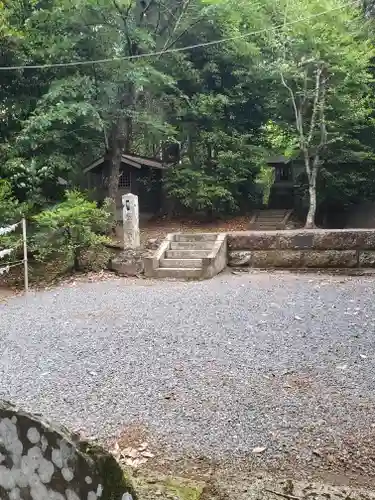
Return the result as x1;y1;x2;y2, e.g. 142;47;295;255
165;164;237;214
0;180;24;224
262;121;298;159
256;166;275;206
1;0;375;226
165;134;262;216
3;155;72;206
31;191;111;272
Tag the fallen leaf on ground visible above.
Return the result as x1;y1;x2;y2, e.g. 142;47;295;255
122;447;139;459
111;442;120;457
124;457;148;468
141;451;155;458
138;442;148;451
252;446;267;454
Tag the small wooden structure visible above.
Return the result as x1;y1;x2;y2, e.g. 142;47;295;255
267;155;304;209
84;153;170;220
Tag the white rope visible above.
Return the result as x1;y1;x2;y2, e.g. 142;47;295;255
0;248;14;260
0;220;26;284
0;261;24;276
0;265;10;276
0;222;21;279
0;222;20;236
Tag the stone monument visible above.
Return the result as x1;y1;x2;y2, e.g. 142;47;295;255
122;193;140;249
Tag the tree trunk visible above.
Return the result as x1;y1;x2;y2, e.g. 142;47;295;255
106;85;136;224
305;167;318;229
107;128;123;221
305;182;317;228
73;250;80;271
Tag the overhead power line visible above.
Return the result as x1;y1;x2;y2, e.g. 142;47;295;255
0;1;359;71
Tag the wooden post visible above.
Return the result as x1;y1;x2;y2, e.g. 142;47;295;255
22;217;29;293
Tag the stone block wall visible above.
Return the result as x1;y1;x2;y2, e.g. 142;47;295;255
0;401;135;500
228;229;375;268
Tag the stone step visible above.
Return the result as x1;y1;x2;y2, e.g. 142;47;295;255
253;221;281;225
155;267;202;279
170;242;214;250
160;258;203;268
255;220;281;224
255;218;285;221
254;225;280;228
253;222;280;226
257;210;287;214
166;250;211;259
256;216;284;220
173;233;218;242
256;214;285;218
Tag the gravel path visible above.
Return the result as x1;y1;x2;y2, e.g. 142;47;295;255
1;273;375;474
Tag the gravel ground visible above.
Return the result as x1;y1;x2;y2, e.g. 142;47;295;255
1;272;375;478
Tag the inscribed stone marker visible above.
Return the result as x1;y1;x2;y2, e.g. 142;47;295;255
122;193;140;249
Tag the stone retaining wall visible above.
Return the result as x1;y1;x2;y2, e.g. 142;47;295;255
228;229;375;268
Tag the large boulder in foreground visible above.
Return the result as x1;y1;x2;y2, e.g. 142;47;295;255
0;401;136;500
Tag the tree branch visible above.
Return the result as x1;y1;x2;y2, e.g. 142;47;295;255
160;16;202;52
97;112;109;151
159;0;190;52
280;71;304;145
140;0;155;22
92;65;109;150
153;5;162;34
300;68;308;112
311;72;327;179
112;0;134;55
307;66;323;147
157;1;185;37
318;75;327;151
112;0;132;23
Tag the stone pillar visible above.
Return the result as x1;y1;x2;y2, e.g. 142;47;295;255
122;193;140;249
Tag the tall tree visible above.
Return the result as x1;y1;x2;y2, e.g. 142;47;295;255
1;0;375;225
271;0;373;227
1;0;211;212
218;0;374;226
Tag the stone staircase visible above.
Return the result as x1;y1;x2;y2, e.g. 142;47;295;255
249;209;293;230
144;233;227;279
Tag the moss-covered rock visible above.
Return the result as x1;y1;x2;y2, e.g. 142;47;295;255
81;441;138;500
132;472;205;500
0;400;136;500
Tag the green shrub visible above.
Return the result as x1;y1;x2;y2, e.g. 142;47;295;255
0;179;26;225
31;190;111;273
165;153;261;217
